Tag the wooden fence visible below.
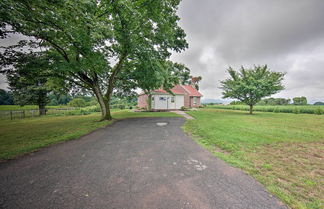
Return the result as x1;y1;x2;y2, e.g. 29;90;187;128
0;108;77;120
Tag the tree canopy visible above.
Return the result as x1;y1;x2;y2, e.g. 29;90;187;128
220;65;285;114
0;0;188;120
293;97;307;105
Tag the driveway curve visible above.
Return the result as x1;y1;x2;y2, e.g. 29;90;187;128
0;117;286;209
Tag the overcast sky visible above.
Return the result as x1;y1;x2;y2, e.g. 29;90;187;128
171;0;324;103
1;0;324;103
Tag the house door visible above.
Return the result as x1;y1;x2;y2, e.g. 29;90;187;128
156;96;168;109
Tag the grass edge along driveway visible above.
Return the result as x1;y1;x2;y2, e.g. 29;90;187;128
0;110;180;160
184;109;324;209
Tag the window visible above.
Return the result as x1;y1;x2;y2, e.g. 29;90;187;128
193;97;197;105
159;97;166;101
171;97;175;103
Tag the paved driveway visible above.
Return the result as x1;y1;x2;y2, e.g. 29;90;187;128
0;117;286;209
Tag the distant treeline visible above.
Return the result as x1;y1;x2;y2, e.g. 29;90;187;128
0;89;137;109
230;96;323;106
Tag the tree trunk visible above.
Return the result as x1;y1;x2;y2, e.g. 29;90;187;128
93;86;112;120
39;104;46;116
249;104;253;114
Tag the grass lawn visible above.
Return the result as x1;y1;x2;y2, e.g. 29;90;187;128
184;109;324;209
0;105;69;110
0;110;179;160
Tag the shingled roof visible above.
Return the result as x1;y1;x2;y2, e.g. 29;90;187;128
180;85;203;97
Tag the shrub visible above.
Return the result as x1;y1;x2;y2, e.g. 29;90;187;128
314;108;323;115
273;107;280;113
292;107;300;114
68;98;87;107
181;106;188;111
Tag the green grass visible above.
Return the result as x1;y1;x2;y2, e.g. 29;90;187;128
184;109;324;209
209;105;324;115
0;105;69;110
0;110;179;160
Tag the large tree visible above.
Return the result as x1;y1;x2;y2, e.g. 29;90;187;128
4;52;53;115
220;65;285;114
0;0;188;120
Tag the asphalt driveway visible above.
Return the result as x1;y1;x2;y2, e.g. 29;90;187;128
0;117;286;209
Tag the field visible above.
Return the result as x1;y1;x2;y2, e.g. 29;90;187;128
184;109;324;209
0;110;179;160
209;105;324;115
0;105;69;110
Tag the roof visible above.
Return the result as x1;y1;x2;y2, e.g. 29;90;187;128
138;85;203;96
181;85;203;97
152;89;184;95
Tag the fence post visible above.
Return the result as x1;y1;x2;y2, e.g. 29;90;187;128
10;111;13;120
23;110;25;118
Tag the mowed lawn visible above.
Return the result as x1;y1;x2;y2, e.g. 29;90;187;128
0;110;179;160
184;109;324;209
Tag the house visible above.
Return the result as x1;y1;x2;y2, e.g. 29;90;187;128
137;85;203;110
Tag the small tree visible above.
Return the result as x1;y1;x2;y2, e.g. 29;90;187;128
293;96;307;105
220;65;285;114
0;89;13;105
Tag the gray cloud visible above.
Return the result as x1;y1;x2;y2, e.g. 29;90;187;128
1;1;324;103
171;0;324;103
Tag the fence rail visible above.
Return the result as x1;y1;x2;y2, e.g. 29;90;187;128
0;108;77;120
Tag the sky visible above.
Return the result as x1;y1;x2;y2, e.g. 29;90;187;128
171;0;324;103
1;0;324;103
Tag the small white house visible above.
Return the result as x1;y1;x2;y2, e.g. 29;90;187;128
137;85;203;110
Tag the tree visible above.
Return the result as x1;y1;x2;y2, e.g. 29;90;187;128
220;65;285;114
0;89;14;105
190;76;202;90
0;0;188;120
258;97;290;105
293;97;307;105
4;52;52;115
68;98;87;107
314;102;324;106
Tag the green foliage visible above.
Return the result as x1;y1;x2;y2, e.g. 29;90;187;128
0;0;188;120
292;107;300;114
230;100;245;105
181;106;189;111
314;108;323;115
68;98;87;107
0;89;13;105
293;97;307;105
3;53;53;113
258;97;291;105
314;102;324;105
220;65;285;114
208;105;324;115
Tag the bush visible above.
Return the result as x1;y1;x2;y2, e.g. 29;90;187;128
181;106;188;111
314;108;323;115
292;107;300;114
68;98;87;107
273;107;280;113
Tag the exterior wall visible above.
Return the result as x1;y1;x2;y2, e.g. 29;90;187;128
152;94;184;110
183;94;190;108
189;96;201;107
137;94;148;109
175;95;184;109
172;85;190;108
